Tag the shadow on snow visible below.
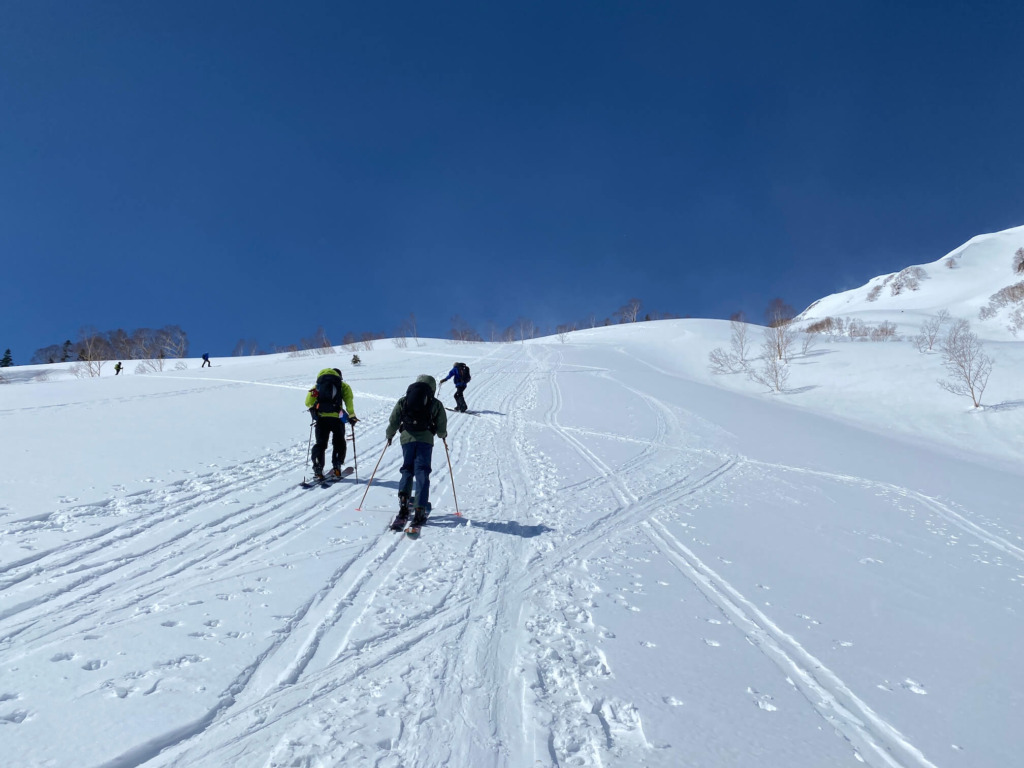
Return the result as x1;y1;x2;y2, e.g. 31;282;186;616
427;515;553;538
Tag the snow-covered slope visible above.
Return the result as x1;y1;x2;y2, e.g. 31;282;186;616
1;327;1022;767
799;224;1024;338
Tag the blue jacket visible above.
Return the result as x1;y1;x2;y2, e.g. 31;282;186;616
441;366;466;387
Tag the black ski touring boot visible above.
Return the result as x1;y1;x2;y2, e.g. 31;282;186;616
390;493;411;532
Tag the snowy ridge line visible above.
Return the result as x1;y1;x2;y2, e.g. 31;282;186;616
643;518;938;768
744;458;1024;563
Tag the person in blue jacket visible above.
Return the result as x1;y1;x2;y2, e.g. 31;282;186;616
439;362;471;412
201;353;211;368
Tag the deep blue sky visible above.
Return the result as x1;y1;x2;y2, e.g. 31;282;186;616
3;1;1023;360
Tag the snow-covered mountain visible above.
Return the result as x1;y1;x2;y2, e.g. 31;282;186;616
2;319;1022;767
798;224;1024;338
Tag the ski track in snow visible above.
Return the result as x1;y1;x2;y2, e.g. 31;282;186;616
3;342;1019;766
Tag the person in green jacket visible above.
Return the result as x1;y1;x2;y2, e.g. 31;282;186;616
385;374;448;528
305;368;358;480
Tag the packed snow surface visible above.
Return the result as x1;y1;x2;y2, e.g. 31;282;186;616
1;323;1022;768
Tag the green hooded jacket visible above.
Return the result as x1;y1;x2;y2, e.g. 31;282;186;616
304;368;356;418
386;374;448;445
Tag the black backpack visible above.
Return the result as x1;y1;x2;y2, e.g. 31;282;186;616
455;362;471;383
400;381;436;433
314;372;344;414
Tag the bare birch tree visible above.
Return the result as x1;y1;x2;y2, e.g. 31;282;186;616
937;320;993;408
708;320;753;374
747;343;789;392
156;325;189;358
517;317;536;342
76;327;111;377
764;298;796;328
764;319;797;362
614;298;642;323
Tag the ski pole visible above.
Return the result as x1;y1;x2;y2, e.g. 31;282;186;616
351;422;358;481
442;438;461;517
303;419;315;484
355;440;390;511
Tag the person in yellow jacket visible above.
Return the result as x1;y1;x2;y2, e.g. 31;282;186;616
304;368;358;480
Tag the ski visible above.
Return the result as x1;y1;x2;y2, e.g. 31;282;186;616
300;466;353;488
389;502;430;535
406;503;432;537
445;407;479;416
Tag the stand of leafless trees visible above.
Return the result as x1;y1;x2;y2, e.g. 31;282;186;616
33;325;190;377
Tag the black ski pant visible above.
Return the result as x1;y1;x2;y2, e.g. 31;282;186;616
454;386;468;412
312;417;347;471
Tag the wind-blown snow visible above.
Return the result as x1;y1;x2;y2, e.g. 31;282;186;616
1;317;1022;767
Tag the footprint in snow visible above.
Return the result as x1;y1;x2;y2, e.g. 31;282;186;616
703;638;721;647
746;687;777;711
901;678;928;695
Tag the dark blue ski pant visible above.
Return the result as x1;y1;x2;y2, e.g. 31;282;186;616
399;441;433;509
